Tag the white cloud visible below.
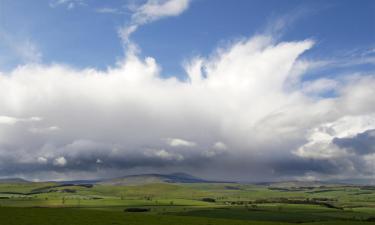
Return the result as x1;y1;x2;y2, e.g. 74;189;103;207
119;0;191;43
13;40;42;64
0;116;42;125
29;126;60;134
166;138;196;147
0;31;42;67
0;116;18;125
145;149;184;161
202;142;227;158
295;114;375;159
132;0;190;23
213;142;227;150
53;157;67;167
302;78;338;96
0;33;374;181
49;0;86;9
95;7;120;14
37;157;48;164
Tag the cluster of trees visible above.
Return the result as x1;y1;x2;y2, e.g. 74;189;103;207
223;197;342;210
268;187;320;191
124;208;150;212
201;198;216;202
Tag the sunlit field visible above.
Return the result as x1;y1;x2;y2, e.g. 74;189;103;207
1;181;375;225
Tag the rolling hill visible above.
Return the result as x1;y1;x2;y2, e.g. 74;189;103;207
0;178;30;184
99;173;220;185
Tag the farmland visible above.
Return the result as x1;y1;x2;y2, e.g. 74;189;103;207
0;177;374;225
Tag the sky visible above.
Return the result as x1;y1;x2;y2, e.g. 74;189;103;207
0;0;375;182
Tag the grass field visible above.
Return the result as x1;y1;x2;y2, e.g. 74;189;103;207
0;181;374;225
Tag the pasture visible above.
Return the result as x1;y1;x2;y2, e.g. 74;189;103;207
0;181;374;224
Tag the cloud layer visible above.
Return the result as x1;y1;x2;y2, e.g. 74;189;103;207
0;33;374;181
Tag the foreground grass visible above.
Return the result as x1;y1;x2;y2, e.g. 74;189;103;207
0;207;292;225
0;182;374;224
0;207;374;225
173;205;375;223
0;207;371;225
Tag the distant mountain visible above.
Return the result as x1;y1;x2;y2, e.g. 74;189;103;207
0;178;29;183
57;179;100;185
257;179;375;187
325;178;375;186
257;180;336;188
99;173;225;186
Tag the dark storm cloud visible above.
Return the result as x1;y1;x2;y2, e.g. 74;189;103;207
333;129;375;155
272;157;341;176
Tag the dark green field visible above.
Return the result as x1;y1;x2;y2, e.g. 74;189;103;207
0;180;375;225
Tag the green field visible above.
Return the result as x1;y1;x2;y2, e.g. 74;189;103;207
0;181;375;225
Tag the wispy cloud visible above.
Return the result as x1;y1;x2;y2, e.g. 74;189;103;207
95;7;122;15
49;0;86;10
0;30;42;68
262;7;314;39
119;0;191;44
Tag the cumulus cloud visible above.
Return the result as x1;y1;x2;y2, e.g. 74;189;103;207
0;116;42;125
295;114;375;159
145;149;184;161
119;0;191;43
295;114;375;180
213;142;227;150
53;157;67;167
37;156;48;164
0;116;19;125
0;31;374;181
166;138;196;147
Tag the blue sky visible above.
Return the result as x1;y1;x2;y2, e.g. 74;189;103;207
1;0;374;76
0;0;375;181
